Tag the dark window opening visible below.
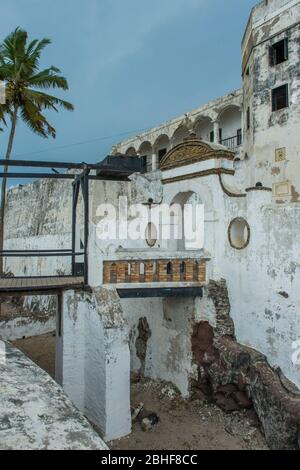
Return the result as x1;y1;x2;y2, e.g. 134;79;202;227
180;262;186;274
272;84;289;111
269;39;288;66
209;131;214;143
141;155;147;173
74;263;84;276
246;67;250;77
246;107;250;130
158;148;167;166
167;262;173;275
141;155;151;173
219;128;223;142
237;129;242;146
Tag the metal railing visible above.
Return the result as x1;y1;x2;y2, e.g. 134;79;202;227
0;249;84;278
221;135;242;150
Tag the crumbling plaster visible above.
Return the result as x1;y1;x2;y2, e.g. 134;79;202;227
0;342;107;450
242;0;300;194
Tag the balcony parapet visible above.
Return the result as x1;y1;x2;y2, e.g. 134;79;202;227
103;251;210;286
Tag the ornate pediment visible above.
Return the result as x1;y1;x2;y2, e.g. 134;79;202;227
160;135;234;171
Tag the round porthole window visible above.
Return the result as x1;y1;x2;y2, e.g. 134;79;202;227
228;218;250;250
145;222;157;247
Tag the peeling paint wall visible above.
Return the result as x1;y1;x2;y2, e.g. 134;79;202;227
223;195;300;387
161;169;300;389
121;297;198;397
2;0;300;403
242;0;300;195
2;178;84;338
0;342;107;450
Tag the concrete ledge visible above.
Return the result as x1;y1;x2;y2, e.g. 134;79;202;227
0;341;108;450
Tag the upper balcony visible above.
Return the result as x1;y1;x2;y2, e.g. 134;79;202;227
221;134;243;152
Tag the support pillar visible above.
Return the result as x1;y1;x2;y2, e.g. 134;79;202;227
152;153;158;171
56;287;131;441
213;120;220;144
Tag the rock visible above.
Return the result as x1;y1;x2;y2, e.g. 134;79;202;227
217;384;238;395
232;391;252;409
141;413;159;432
214;393;240;413
131;402;144;422
245;409;261;428
160;383;181;400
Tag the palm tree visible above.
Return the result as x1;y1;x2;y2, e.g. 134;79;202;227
0;28;74;275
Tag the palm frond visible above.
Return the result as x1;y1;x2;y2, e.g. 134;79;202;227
0;104;7;127
26;38;51;73
28;67;69;91
0;28;73;142
24;89;74;111
20;98;56;138
2;28;27;71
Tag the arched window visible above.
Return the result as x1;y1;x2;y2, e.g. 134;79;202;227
180;262;186;281
167;262;173;276
145;222;158;247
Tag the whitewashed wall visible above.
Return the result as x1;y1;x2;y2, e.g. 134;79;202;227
163;171;300;388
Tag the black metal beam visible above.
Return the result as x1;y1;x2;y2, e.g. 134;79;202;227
1;249;73;253
83;170;89;286
0;172;134;181
0;252;83;257
0;283;84;298
89;175;130;181
57;293;63;337
117;287;203;299
72;180;80;276
0;172;76;179
0;159;103;170
1;275;82;279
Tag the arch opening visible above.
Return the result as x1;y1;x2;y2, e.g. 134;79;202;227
218;106;242;149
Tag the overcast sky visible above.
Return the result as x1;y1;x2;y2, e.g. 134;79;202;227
0;0;258;180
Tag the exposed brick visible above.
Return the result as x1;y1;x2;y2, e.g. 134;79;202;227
116;262;126;283
158;261;168;282
144;261;155;283
130;262;140;283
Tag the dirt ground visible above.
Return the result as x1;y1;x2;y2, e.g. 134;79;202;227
109;379;268;451
12;332;268;451
13;331;56;379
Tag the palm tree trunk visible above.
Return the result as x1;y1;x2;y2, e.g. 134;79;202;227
0;105;18;276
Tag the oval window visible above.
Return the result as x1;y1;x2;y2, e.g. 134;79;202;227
228;218;250;250
145;222;157;247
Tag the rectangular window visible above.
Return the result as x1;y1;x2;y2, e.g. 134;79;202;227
246;107;250;130
219;128;223;142
237;129;242;146
209;131;214;143
272;84;289;112
269;39;288;66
